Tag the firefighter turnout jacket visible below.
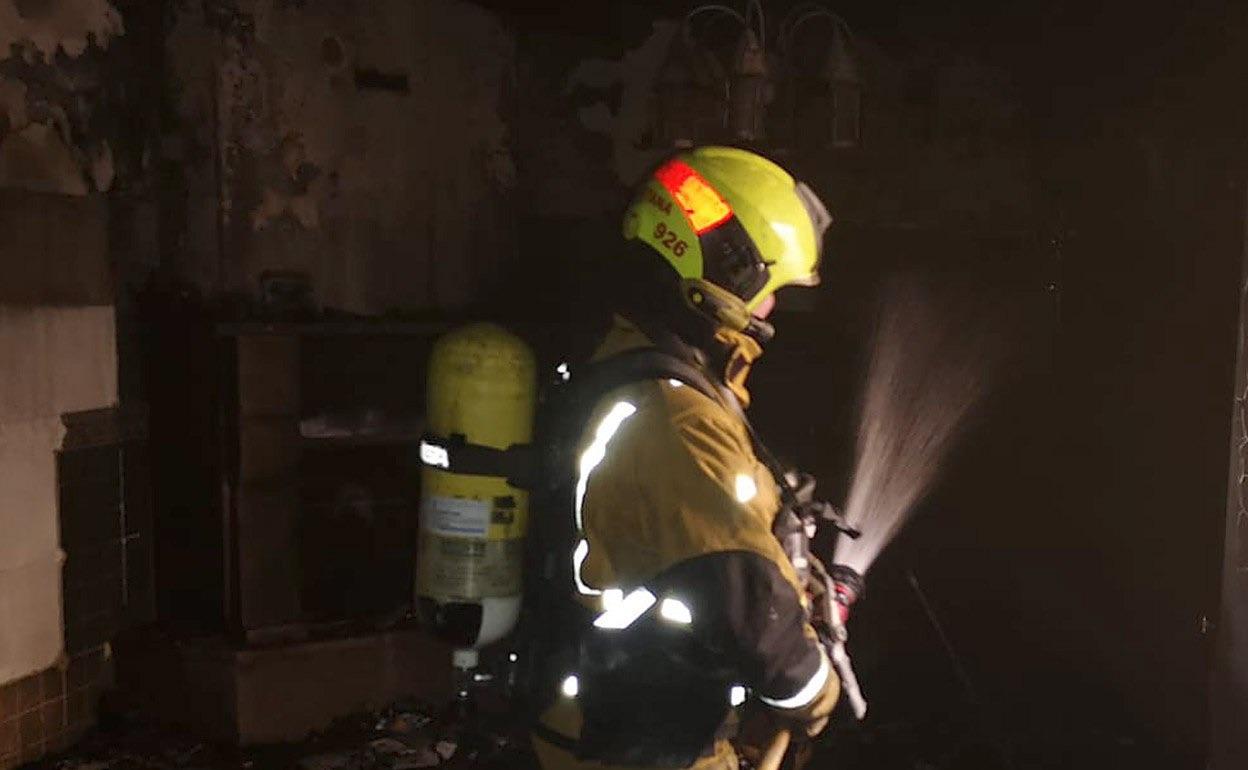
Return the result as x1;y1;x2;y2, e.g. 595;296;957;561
532;317;840;770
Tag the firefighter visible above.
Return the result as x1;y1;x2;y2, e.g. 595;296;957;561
530;146;838;770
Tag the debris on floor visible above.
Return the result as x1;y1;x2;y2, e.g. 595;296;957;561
32;698;535;770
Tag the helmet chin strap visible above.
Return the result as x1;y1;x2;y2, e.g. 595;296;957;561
746;316;775;344
682;279;775;344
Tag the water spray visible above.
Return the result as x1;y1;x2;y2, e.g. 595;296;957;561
836;275;1004;575
759;275;1006;770
822;274;1006;726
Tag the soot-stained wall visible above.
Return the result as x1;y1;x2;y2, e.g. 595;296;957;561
164;0;516;314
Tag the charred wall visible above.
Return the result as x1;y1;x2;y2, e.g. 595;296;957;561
162;0;517;315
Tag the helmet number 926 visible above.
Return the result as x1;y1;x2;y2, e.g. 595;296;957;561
653;222;688;257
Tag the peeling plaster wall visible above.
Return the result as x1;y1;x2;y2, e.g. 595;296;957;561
0;305;117;684
564;21;680;197
0;1;130;688
167;0;517;314
0;0;123;60
0;0;128;196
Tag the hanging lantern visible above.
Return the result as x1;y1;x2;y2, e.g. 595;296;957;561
648;2;863;151
822;21;863;148
783;8;863;150
654;35;729;148
729;29;770;143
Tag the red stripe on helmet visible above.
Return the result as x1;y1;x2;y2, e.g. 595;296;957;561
654;159;733;235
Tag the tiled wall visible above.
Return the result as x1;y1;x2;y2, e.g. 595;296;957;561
0;408;152;770
0;645;113;768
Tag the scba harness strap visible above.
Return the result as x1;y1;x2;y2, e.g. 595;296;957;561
554;346;796;500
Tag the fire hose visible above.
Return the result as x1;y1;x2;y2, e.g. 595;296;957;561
777;484;869;720
754;483;867;770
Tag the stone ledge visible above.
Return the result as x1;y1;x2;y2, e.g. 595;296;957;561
115;629;454;745
60;404;148;451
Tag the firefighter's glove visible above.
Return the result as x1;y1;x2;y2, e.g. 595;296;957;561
784;470;818;506
769;649;840;738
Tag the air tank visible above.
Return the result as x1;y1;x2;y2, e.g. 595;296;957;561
416;323;536;669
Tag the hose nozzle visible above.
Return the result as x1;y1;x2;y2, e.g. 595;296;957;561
829;564;864;625
822;564;868;720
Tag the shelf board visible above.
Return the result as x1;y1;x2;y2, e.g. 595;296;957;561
299;433;423;447
217;320;452;337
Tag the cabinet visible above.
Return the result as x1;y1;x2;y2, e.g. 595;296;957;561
147;316;448;644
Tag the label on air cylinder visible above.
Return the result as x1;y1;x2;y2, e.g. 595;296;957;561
416;495;523;600
416;536;523;601
422;496;491;538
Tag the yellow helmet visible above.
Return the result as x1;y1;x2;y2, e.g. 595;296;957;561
622;146;831;333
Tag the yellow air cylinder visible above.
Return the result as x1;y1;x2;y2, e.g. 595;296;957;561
416;323;536;652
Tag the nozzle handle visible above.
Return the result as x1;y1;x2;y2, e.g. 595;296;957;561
829;640;868;720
